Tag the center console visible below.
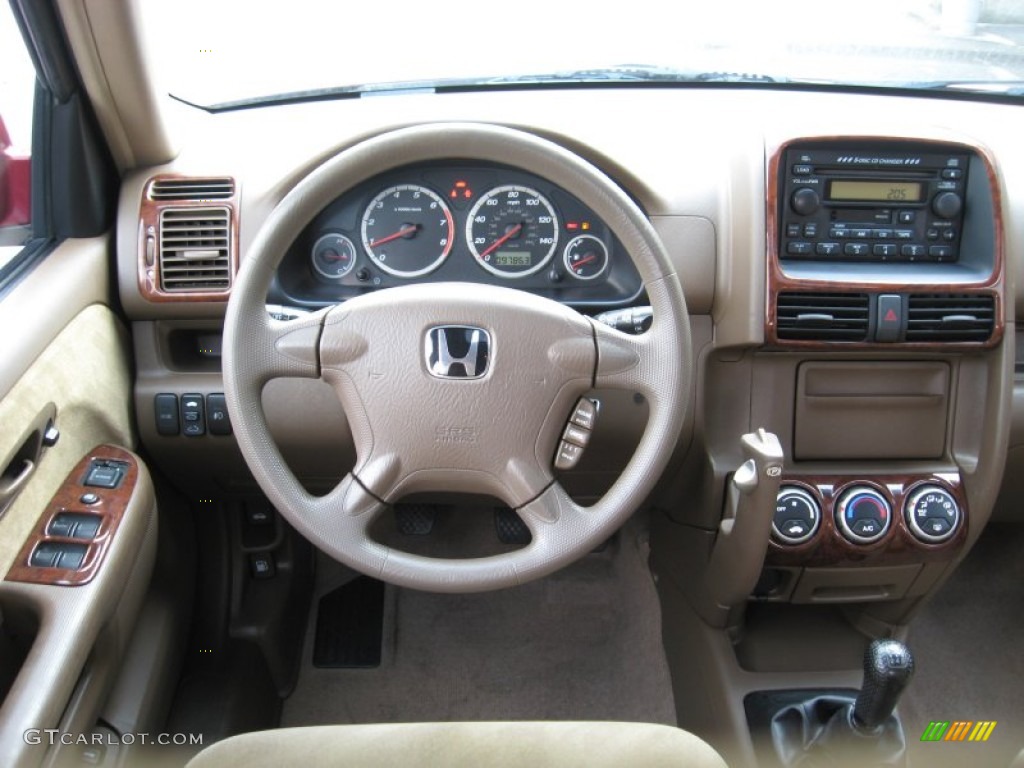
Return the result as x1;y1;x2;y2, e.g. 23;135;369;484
650;132;1010;768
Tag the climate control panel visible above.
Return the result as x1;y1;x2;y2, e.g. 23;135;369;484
767;475;965;566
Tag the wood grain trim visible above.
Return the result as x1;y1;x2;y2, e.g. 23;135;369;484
765;472;967;568
137;174;240;303
5;446;138;587
764;135;1005;349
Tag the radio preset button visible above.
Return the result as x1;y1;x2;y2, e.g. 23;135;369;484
844;243;871;257
901;245;927;258
791;188;820;216
816;242;841;256
929;245;954;259
873;244;898;258
787;241;813;256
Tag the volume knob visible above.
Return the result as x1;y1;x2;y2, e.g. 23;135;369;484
931;191;962;220
791;188;820;216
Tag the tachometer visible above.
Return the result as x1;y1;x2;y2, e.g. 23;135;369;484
361;185;454;278
466;185;558;278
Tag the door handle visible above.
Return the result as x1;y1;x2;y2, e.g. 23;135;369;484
0;402;57;519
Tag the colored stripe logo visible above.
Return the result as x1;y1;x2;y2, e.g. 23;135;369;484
921;721;996;742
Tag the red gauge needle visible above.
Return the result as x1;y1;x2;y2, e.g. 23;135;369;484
571;253;598;272
479;223;523;258
369;224;418;248
323;251;348;262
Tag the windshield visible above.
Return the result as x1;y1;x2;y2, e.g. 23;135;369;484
144;0;1024;108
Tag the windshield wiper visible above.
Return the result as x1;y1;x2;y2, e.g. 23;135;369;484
476;65;784;86
902;79;1024;96
185;65;788;111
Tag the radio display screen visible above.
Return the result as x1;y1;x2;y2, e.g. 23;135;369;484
828;180;924;203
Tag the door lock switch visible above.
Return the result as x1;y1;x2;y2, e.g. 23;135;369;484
84;460;127;489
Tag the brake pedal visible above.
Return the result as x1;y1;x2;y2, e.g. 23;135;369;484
494;508;531;545
395;504;436;535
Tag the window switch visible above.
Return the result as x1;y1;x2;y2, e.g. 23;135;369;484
30;542;88;569
30;542;63;568
47;514;77;538
56;544;88;570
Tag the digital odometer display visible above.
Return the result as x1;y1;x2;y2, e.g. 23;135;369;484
493;252;531;267
828;180;924;203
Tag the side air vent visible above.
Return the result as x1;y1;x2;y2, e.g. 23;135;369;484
150;177;235;200
777;292;870;342
159;207;231;291
906;294;995;342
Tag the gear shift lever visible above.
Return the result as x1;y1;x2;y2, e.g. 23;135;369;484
853;639;915;731
770;639;913;767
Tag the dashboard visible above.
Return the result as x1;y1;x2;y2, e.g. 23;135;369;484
270;163;642;310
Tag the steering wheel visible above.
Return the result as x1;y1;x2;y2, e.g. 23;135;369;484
223;123;692;593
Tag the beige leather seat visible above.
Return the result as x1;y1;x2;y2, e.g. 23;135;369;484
186;721;728;767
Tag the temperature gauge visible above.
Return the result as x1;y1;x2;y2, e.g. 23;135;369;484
311;233;357;280
563;235;609;281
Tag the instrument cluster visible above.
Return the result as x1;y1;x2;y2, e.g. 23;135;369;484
271;163;644;309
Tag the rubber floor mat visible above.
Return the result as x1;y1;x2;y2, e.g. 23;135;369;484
313;576;385;668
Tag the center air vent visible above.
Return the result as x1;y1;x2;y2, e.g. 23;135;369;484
158;208;231;292
906;294;995;342
150;177;235;200
777;292;870;341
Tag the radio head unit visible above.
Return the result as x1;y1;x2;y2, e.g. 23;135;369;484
780;143;970;263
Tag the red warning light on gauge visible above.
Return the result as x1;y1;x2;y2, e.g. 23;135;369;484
449;180;473;199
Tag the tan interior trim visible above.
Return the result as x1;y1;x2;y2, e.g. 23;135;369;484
55;0;177;170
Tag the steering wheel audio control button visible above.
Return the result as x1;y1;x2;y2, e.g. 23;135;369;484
562;423;591;448
904;485;961;543
570;398;598;430
772;486;821;545
554;441;584;471
835;486;892;545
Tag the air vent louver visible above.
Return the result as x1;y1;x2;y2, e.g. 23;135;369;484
906;294;995;342
777;292;870;342
158;207;231;291
150;178;234;200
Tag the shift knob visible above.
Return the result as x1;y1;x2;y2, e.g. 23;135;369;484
853;639;915;731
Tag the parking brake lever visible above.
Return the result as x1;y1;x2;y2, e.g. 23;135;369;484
706;428;784;610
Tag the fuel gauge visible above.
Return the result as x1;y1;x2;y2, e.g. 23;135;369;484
311;233;357;280
563;235;609;281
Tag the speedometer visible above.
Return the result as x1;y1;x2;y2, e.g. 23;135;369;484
361;184;454;278
466;185;558;278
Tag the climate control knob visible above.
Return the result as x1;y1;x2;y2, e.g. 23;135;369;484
835;486;891;544
904;485;961;543
773;486;821;545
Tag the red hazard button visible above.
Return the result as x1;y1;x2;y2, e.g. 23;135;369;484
876;294;903;342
